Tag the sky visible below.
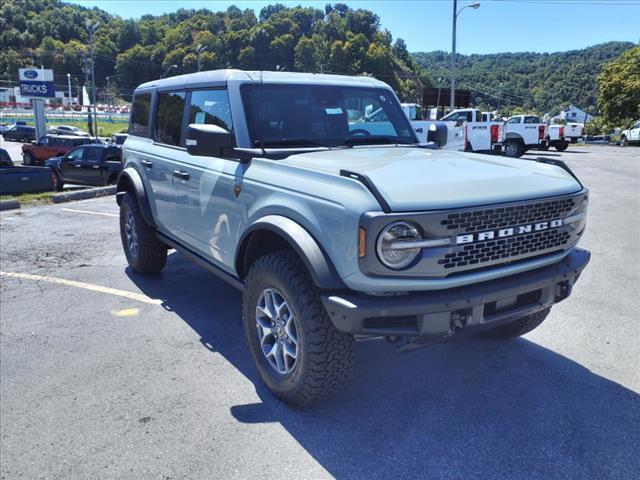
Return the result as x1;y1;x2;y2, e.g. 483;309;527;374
67;0;640;54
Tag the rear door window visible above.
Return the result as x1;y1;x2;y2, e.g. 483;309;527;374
188;90;233;131
154;91;186;146
129;93;152;137
67;147;85;161
506;117;521;124
84;147;102;164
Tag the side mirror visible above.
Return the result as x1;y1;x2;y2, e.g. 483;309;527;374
427;122;448;148
186;124;236;159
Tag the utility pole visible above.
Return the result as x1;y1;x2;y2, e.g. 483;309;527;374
450;1;480;110
86;20;100;138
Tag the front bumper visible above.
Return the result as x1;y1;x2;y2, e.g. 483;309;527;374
322;248;590;351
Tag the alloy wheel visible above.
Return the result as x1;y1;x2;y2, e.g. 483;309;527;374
124;210;139;258
255;287;299;375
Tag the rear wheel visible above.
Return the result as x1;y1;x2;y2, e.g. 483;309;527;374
119;192;167;274
621;136;627;147
504;139;524;158
538;143;550;151
243;251;355;406
482;308;551;340
555;141;569;152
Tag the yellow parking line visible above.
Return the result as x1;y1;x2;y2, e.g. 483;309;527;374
60;208;119;218
0;271;162;305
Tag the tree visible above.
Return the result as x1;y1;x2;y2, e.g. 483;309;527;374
294;36;316;72
597;46;640;127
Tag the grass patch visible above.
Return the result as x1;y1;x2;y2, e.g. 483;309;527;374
1;191;58;205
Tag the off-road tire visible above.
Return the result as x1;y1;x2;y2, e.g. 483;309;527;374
23;152;34;165
243;251;356;407
555;141;569;152
538;142;550;151
119;192;167;274
504;139;524;158
106;173;118;185
482;307;551;340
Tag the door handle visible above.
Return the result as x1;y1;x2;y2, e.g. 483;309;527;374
141;160;153;168
173;170;190;181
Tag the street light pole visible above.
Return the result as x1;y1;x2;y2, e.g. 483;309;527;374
161;64;178;79
450;1;480;110
196;44;208;72
86;20;100;139
67;73;72;108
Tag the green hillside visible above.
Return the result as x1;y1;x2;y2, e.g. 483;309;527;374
412;42;636;115
0;0;431;102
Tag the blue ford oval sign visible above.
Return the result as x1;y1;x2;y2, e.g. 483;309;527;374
24;70;38;79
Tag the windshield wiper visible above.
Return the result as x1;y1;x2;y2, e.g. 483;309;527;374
259;138;335;148
344;135;414;146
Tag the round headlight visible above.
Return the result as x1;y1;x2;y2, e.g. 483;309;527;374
376;221;422;269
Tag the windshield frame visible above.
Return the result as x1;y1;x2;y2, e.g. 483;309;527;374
240;83;418;149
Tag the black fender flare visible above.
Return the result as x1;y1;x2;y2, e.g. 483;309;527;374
236;215;346;290
115;167;156;228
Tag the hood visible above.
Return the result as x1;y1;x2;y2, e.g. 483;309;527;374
44;156;63;166
279;147;582;212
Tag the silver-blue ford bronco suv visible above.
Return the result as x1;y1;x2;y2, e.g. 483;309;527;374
117;70;590;406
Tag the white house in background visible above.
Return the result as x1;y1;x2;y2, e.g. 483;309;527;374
557;104;594;124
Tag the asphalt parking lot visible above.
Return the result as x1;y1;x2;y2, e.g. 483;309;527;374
1;145;639;479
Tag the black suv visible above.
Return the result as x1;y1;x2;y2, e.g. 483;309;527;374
46;144;122;191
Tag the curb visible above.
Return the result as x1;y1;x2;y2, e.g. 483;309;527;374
0;200;20;211
52;186;117;204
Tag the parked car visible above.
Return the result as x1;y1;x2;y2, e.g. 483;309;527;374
499;115;548;157
2;125;36;142
0;148;55;194
116;70;590;406
411;108;503;154
48;125;90;137
112;133;128;145
563;123;583;143
542;125;569;151
46;144;122;191
620;120;640;146
22;135;93;166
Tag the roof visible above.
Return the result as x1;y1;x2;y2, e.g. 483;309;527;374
135;69;389;93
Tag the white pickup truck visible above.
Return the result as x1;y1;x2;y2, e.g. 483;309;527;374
620;119;640;146
408;108;502;154
500;115;547;157
542;125;569;152
563;123;583;143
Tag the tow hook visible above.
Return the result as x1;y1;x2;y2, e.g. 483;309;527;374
450;309;471;333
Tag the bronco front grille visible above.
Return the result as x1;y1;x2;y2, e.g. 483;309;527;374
438;229;571;269
440;197;576;233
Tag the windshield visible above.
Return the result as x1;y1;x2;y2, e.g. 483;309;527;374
241;84;417;148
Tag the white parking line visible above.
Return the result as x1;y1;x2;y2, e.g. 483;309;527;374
0;271;162;305
60;208;119;218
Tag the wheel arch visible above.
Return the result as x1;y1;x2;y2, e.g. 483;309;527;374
235;215;346;290
116;167;156;228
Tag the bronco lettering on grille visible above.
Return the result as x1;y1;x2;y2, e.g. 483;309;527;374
456;219;563;245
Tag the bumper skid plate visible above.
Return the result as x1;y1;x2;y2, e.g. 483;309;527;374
322;248;590;352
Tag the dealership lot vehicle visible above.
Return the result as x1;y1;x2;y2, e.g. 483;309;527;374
1;146;638;479
2;124;36;142
563;122;584;143
620;119;640;146
0;147;54;194
22;134;93;165
48;125;90;137
543;125;569;151
116;70;590;405
46;144;122;191
500;114;548;157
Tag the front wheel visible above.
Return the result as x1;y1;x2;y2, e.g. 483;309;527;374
504;139;524;158
51;170;63;191
243;251;355;406
621;136;627;147
119;192;167;274
482;307;551;340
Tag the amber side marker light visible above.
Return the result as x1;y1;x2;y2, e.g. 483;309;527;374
358;228;366;258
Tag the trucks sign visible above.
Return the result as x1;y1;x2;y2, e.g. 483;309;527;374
19;68;56;98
